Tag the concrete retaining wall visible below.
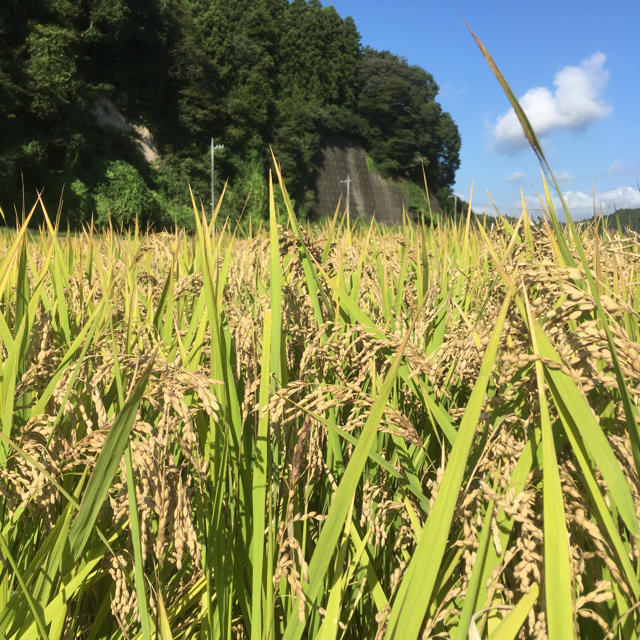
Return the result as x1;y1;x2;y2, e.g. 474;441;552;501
312;140;439;224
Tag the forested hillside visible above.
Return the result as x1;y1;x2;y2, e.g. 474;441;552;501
0;0;460;227
601;207;640;233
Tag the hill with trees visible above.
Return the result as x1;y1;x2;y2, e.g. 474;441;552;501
0;0;460;227
601;207;640;234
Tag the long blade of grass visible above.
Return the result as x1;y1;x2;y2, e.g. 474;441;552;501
0;530;48;640
250;309;271;640
487;583;540;640
468;22;640;478
525;291;575;638
157;590;174;640
124;444;152;640
452;501;494;639
282;291;431;640
385;291;512;640
269;171;285;386
465;24;573;265
68;349;157;560
0;317;27;464
531;316;638;536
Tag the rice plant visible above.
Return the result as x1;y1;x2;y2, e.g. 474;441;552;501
2;36;640;640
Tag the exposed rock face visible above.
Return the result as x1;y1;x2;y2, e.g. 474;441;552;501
312;140;439;223
93;98;160;166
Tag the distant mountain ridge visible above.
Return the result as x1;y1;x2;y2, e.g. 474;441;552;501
600;207;640;233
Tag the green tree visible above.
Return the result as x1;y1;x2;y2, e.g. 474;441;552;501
163;0;283;210
356;48;460;197
0;0;461;227
95;160;159;227
26;23;80;120
272;0;362;210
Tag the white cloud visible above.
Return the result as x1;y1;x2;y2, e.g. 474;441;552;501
556;170;575;184
507;170;526;183
493;52;612;150
567;186;640;214
607;159;624;174
524;185;640;219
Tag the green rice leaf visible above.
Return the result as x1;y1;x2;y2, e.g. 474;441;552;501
385;292;512;639
282;292;431;640
68;349;157;561
525;293;574;638
488;583;539;640
250;309;272;639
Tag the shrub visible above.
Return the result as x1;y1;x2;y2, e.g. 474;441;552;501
95;160;158;228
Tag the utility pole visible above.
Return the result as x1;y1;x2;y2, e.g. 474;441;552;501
340;175;351;218
453;194;458;226
211;138;224;217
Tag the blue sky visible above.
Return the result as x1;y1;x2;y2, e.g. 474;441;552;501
323;0;640;218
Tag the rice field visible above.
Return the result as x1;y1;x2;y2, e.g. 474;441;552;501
2;32;640;639
1;156;640;640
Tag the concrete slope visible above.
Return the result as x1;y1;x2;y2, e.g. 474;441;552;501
312;140;439;224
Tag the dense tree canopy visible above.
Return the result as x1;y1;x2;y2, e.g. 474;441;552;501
0;0;460;226
357;48;460;191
